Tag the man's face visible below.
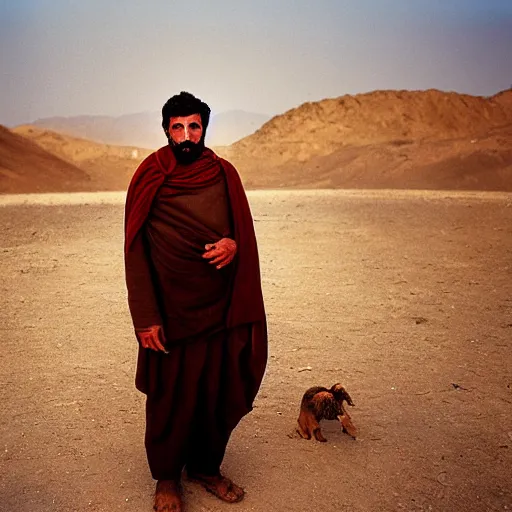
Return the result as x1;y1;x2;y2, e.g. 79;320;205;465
167;113;204;164
168;114;203;145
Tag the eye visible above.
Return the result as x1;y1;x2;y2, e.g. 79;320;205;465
189;123;201;130
171;123;183;130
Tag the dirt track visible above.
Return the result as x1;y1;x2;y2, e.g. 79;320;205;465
1;190;511;512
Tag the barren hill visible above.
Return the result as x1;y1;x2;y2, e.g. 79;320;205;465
220;89;512;190
12;125;152;190
0;125;95;194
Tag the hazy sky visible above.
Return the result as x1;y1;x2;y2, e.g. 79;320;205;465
1;0;511;126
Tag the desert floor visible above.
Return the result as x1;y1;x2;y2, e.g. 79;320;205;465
1;189;511;512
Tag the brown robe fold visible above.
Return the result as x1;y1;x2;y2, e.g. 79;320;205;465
128;164;232;341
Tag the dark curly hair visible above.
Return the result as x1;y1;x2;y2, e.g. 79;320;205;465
161;91;211;138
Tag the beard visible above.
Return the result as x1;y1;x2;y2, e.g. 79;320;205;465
169;139;205;165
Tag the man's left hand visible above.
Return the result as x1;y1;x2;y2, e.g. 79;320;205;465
203;238;237;269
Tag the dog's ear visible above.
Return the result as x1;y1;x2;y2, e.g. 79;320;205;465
343;389;355;407
330;384;355;407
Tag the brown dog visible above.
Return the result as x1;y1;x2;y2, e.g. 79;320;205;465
296;383;357;442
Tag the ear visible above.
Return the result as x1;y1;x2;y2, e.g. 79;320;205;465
331;384;355;406
342;389;355;407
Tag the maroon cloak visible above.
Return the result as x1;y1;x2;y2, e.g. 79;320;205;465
124;145;267;394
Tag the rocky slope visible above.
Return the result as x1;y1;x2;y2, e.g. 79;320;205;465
220;89;512;190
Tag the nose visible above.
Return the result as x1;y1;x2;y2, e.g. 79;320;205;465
184;126;191;141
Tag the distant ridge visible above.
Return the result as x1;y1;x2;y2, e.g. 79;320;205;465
31;112;162;149
29;109;271;149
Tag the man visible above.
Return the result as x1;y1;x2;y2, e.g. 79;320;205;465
124;92;267;511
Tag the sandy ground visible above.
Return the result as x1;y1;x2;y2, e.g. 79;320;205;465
1;189;511;512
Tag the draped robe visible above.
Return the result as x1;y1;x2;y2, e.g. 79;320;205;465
124;145;267;479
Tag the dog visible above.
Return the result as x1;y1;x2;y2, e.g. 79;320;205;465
296;383;357;442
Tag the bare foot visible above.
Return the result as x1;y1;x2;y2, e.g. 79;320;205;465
187;472;244;503
154;480;182;512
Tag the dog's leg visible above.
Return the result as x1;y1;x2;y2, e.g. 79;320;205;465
313;426;327;442
296;423;311;439
337;414;357;439
297;411;312;439
339;403;351;419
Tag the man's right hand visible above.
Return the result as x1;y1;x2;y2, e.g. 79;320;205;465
135;325;168;353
